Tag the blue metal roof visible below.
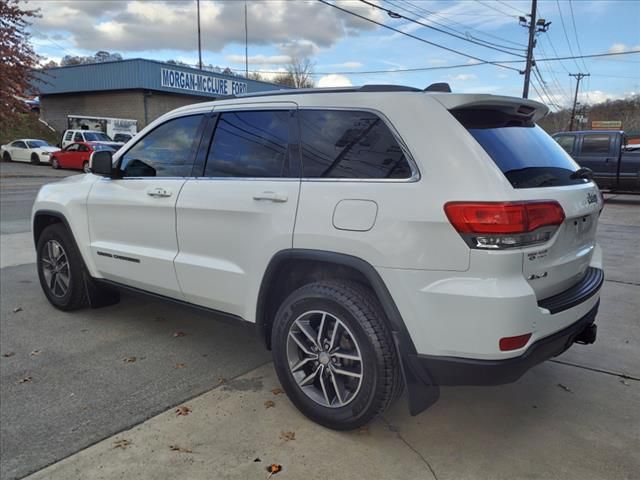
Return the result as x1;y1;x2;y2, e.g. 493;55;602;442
32;58;288;98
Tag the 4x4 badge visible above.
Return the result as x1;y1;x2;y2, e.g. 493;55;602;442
587;192;598;205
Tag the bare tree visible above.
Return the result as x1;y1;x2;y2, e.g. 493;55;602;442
0;0;39;132
272;56;315;88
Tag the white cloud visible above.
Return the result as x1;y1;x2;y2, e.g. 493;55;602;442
29;0;382;55
331;61;363;69
609;43;628;54
226;54;291;65
448;73;477;81
318;74;353;87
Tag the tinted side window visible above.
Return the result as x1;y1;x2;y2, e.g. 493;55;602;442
300;110;411;179
204;110;290;178
581;135;611;155
555;135;575;154
14;141;26;148
74;132;83;142
64;131;73;141
120;115;204;178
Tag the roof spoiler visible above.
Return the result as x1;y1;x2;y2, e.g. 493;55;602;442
424;82;452;93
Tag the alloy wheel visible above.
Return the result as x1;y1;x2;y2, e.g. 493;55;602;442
286;310;364;408
41;240;70;298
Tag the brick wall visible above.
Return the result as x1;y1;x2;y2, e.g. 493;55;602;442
40;90;213;135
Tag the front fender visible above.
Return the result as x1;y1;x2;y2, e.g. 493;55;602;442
32;174;101;277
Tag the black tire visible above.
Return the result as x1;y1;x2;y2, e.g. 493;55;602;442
3;152;11;162
36;224;88;311
51;157;60;169
31;153;40;165
272;280;402;430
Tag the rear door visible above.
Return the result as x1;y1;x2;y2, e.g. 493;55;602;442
174;104;300;320
455;110;602;301
575;133;616;188
11;141;29;162
87;113;206;298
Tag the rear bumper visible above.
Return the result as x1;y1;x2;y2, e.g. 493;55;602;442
406;300;599;386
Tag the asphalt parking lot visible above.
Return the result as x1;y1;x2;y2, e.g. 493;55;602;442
0;163;638;480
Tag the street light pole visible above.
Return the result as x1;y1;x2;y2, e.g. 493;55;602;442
197;0;203;70
245;1;249;77
522;0;537;99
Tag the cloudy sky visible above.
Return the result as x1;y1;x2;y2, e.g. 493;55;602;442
24;0;640;108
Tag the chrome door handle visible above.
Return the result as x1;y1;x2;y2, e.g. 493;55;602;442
147;187;172;198
253;191;288;203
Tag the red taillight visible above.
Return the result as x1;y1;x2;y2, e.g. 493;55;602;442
444;201;565;234
499;333;532;351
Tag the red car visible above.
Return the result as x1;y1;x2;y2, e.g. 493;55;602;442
50;142;116;172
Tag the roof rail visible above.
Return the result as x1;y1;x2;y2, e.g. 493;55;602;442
234;84;421;99
424;82;452;93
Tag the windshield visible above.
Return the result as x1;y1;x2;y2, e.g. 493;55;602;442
93;144;116;152
27;140;50;148
84;132;112;142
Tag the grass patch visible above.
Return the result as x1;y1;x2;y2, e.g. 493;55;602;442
1;113;60;146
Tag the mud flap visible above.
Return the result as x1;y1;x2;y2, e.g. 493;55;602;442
393;332;440;416
84;274;120;308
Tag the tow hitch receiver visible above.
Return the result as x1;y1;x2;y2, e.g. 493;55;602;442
574;324;597;345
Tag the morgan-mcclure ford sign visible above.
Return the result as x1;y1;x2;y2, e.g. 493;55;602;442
161;68;248;96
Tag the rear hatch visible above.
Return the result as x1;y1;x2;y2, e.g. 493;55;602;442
442;97;602;301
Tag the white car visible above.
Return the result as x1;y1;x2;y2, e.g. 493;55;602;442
61;130;123;149
1;139;59;164
31;85;603;430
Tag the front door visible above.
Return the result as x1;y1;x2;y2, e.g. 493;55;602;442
87;113;206;298
575;134;616;188
174;105;300;320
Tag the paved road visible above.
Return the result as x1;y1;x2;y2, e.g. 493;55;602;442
0;168;638;480
0;162;76;234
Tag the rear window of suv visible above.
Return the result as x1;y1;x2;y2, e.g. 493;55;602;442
453;109;587;188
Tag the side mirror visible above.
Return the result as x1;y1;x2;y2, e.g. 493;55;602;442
90;150;115;177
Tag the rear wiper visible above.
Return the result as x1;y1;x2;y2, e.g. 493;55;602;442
570;167;593;180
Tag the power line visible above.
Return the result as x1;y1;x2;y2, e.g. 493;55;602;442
556;0;582;71
568;0;589;72
405;0;527;48
475;0;520;17
229;49;640;76
496;0;527;15
317;0;522;71
359;0;526;57
384;0;525;52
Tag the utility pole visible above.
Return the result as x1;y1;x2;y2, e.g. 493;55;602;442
197;0;203;70
244;1;249;77
519;1;551;99
569;73;590;131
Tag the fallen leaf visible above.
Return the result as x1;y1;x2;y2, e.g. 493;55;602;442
2;352;15;358
173;331;186;337
267;464;283;477
123;356;137;363
271;388;284;395
620;379;630;386
557;383;573;393
174;363;187;369
169;445;193;453
217;377;226;385
175;405;191;416
18;376;32;384
279;431;295;441
358;425;370;435
30;350;41;356
13;307;23;313
113;439;131;449
264;400;275;409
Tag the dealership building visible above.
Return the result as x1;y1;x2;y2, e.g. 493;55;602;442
32;58;286;134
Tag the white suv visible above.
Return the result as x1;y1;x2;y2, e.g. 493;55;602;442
32;85;603;430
